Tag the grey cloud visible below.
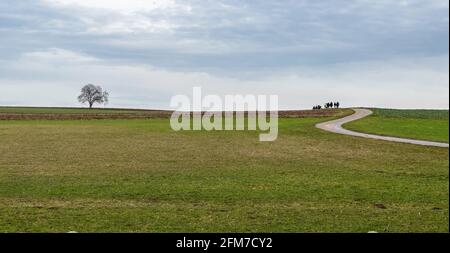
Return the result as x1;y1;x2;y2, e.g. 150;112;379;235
1;0;448;72
0;0;448;109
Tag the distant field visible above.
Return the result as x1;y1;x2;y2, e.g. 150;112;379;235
0;107;147;114
368;108;449;120
344;108;449;143
0;107;173;120
0;108;447;232
0;107;349;120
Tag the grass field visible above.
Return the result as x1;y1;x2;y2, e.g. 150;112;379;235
344;108;449;143
0;108;448;232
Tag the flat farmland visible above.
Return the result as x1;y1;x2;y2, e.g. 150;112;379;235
0;108;448;232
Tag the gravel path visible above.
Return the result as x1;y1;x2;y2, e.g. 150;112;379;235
316;108;449;148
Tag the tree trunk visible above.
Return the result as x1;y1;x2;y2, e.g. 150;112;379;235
89;102;93;109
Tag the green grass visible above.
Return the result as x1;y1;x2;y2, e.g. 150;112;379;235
0;114;448;232
368;108;449;120
344;108;449;143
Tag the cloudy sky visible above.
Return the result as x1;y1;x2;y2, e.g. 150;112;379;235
0;0;448;109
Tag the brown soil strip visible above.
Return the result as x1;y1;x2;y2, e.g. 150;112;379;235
0;109;344;120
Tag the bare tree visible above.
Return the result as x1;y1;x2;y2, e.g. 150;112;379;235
78;84;109;108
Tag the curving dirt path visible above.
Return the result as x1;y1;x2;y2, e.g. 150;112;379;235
316;109;449;148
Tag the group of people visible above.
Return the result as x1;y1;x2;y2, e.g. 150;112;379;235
312;101;340;110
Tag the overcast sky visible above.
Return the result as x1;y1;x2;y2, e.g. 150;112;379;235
0;0;448;109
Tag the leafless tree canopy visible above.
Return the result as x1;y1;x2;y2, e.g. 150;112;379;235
78;84;109;108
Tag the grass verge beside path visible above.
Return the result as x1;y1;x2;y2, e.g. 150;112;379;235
344;108;449;143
